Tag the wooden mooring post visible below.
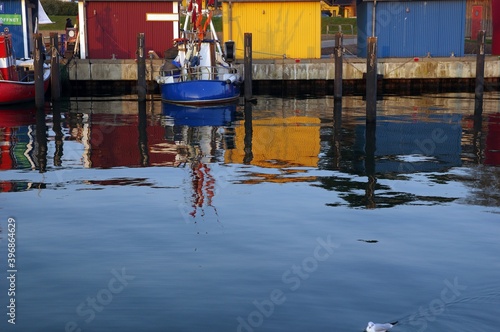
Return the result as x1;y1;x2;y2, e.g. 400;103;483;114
334;32;343;100
474;30;486;117
366;37;378;124
244;33;253;101
137;33;147;102
50;32;60;101
34;33;45;108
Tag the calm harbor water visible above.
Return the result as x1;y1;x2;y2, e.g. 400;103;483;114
0;92;499;332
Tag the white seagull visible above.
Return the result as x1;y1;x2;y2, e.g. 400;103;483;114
364;321;398;332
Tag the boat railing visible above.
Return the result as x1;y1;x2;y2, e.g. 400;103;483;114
160;66;239;82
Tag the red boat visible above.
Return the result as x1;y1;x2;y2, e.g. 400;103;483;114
0;27;50;105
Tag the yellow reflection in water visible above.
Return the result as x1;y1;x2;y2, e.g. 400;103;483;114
226;116;321;168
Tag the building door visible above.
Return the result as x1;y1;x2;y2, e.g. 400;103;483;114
471;5;483;40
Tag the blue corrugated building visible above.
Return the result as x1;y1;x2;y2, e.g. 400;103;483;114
0;0;40;58
357;0;466;57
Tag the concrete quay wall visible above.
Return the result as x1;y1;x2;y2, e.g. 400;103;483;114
251;57;500;80
66;56;500;82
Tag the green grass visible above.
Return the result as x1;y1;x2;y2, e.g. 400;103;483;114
321;17;357;35
211;16;355;35
179;16;222;32
211;16;222;32
40;15;355;35
39;15;77;30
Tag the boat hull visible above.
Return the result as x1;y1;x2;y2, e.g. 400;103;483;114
0;69;51;105
160;80;240;105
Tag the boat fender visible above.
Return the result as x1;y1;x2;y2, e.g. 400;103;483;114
223;73;239;84
224;76;236;84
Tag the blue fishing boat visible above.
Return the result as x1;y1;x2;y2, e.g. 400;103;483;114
156;0;241;105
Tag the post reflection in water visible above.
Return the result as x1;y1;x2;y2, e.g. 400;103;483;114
52;102;64;167
138;101;149;167
332;99;342;169
35;107;48;173
243;101;253;164
364;122;377;209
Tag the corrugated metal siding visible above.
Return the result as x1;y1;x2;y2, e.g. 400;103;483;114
2;0;25;58
493;0;500;55
86;1;174;59
222;2;321;59
358;0;466;58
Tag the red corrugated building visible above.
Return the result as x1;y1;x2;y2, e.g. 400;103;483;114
493;0;500;54
77;0;179;59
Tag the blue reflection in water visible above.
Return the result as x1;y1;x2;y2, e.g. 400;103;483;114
0;94;499;332
162;102;237;127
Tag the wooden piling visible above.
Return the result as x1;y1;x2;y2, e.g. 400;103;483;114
137;33;147;102
244;33;253;101
50;33;61;101
334;32;343;100
474;30;486;117
366;37;378;124
34;33;45;108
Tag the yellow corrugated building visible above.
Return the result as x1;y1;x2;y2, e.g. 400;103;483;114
221;0;321;59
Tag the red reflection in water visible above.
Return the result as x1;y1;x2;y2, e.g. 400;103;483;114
189;162;216;218
485;113;500;166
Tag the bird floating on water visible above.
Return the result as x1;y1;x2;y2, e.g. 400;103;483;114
364;321;398;332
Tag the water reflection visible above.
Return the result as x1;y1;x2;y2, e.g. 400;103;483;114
162;102;236;127
162;102;238;218
0;93;499;206
0;105;51;172
0;105;37;171
485;113;500;166
1;94;499;332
